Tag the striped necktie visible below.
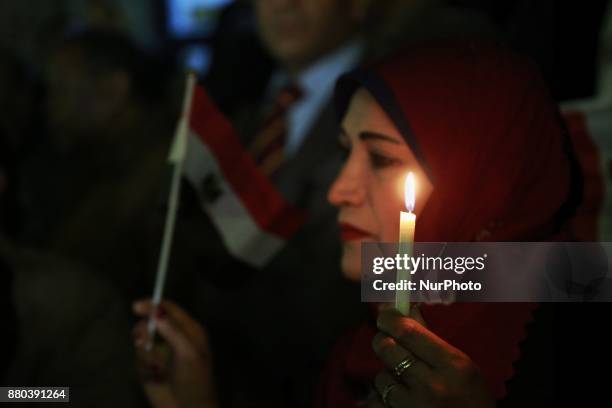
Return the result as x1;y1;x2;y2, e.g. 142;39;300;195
250;84;303;177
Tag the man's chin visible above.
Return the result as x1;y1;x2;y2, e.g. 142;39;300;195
267;41;323;70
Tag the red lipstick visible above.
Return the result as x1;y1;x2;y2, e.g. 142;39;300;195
339;223;371;241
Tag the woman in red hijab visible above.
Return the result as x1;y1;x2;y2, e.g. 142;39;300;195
132;40;579;407
320;39;578;406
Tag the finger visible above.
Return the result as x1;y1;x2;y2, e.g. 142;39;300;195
157;300;209;348
133;321;171;361
379;302;427;327
135;343;167;371
133;321;172;358
133;298;155;316
374;371;416;408
134;338;171;380
372;332;433;386
141;383;179;408
132;320;149;348
155;315;201;361
377;308;461;369
377;302;394;313
133;302;207;363
133;299;208;350
409;303;428;327
133;299;175;321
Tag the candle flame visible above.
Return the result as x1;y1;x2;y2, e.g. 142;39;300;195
405;172;415;212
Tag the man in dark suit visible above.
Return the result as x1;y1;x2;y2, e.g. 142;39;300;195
168;1;372;406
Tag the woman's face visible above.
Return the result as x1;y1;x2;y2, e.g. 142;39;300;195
328;88;433;281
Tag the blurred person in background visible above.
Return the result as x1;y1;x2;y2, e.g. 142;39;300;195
19;29;176;298
0;49;41;158
561;0;612;242
0;48;44;239
0;130;145;406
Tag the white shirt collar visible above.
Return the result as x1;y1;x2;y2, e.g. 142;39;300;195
268;41;362;99
267;41;363;155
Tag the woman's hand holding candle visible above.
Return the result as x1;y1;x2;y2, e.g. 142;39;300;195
132;299;219;408
370;304;494;407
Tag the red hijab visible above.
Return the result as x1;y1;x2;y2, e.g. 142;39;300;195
317;40;575;406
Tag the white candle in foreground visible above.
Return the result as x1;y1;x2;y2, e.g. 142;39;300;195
396;172;416;316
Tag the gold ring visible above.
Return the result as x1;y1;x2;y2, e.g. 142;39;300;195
381;382;398;406
393;356;416;377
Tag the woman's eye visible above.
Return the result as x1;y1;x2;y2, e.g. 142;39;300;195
369;151;401;169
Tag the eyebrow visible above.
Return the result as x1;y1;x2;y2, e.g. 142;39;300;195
359;131;401;144
339;127;401;144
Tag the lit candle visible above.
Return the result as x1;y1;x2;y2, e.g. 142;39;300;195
396;172;416;316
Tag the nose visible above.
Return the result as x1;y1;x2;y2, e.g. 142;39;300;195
327;158;366;208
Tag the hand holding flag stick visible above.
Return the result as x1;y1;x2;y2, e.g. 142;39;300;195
146;72;197;350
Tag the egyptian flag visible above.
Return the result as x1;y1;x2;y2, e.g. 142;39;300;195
561;99;611;241
171;81;307;268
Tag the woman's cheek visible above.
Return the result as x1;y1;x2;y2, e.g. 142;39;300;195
340;240;362;281
380;215;400;242
372;187;403;242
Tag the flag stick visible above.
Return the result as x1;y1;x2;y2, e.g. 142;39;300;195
146;72;197;350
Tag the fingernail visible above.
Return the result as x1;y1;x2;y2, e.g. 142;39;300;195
377;313;392;332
